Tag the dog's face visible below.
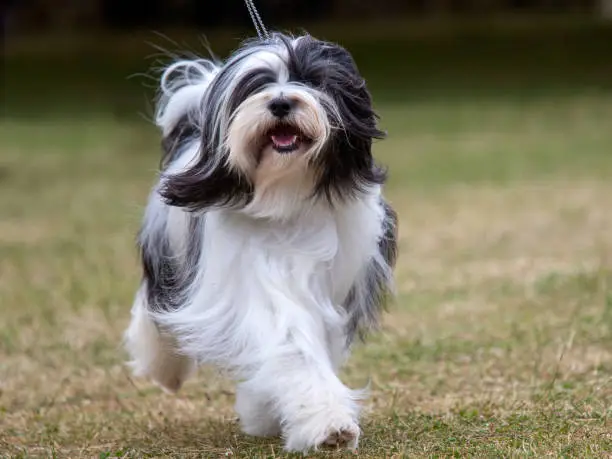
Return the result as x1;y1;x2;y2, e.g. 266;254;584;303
161;34;386;219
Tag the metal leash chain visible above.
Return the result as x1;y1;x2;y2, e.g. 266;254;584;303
244;0;269;40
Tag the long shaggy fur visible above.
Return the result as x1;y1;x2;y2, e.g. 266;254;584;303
124;32;397;452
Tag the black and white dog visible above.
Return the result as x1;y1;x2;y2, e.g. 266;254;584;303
124;32;397;452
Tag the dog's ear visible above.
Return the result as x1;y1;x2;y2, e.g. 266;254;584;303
289;36;386;141
159;108;253;211
314;120;387;202
160;157;253;212
320;42;386;142
298;40;387;200
152;58;252;211
159;115;253;212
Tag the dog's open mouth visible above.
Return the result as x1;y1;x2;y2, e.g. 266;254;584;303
267;125;308;154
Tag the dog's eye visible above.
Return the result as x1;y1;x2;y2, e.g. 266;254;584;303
240;68;277;95
228;68;277;112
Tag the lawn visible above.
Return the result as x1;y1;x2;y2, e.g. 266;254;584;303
1;18;612;457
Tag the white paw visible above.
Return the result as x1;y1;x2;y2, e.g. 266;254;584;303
322;424;360;449
283;410;360;452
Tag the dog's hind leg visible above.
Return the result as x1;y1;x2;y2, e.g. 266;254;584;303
124;288;196;393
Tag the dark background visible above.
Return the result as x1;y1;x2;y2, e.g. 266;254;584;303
3;1;612;121
3;0;610;32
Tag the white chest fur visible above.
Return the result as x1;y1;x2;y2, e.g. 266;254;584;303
153;188;385;371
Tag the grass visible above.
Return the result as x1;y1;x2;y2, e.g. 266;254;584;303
2;18;612;457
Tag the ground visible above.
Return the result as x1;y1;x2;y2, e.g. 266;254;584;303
1;18;611;458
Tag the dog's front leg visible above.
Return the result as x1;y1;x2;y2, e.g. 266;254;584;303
246;335;361;452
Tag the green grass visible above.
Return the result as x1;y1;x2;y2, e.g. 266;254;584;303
1;18;612;458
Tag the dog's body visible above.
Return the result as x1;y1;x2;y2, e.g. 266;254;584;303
124;33;397;452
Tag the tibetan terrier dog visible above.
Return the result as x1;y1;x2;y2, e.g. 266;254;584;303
124;32;397;452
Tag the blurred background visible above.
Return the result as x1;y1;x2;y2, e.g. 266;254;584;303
2;1;612;456
3;0;612;118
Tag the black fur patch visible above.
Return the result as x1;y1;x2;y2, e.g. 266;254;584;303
141;217;203;312
379;200;399;268
160;114;198;168
344;199;398;343
160;152;253;211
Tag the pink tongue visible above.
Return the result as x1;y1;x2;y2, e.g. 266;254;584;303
271;135;297;147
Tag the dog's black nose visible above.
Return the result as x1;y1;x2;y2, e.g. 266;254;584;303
268;97;294;118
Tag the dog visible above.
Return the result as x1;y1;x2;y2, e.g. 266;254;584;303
124;32;397;452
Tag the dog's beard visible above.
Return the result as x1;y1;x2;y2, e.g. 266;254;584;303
225;87;333;218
